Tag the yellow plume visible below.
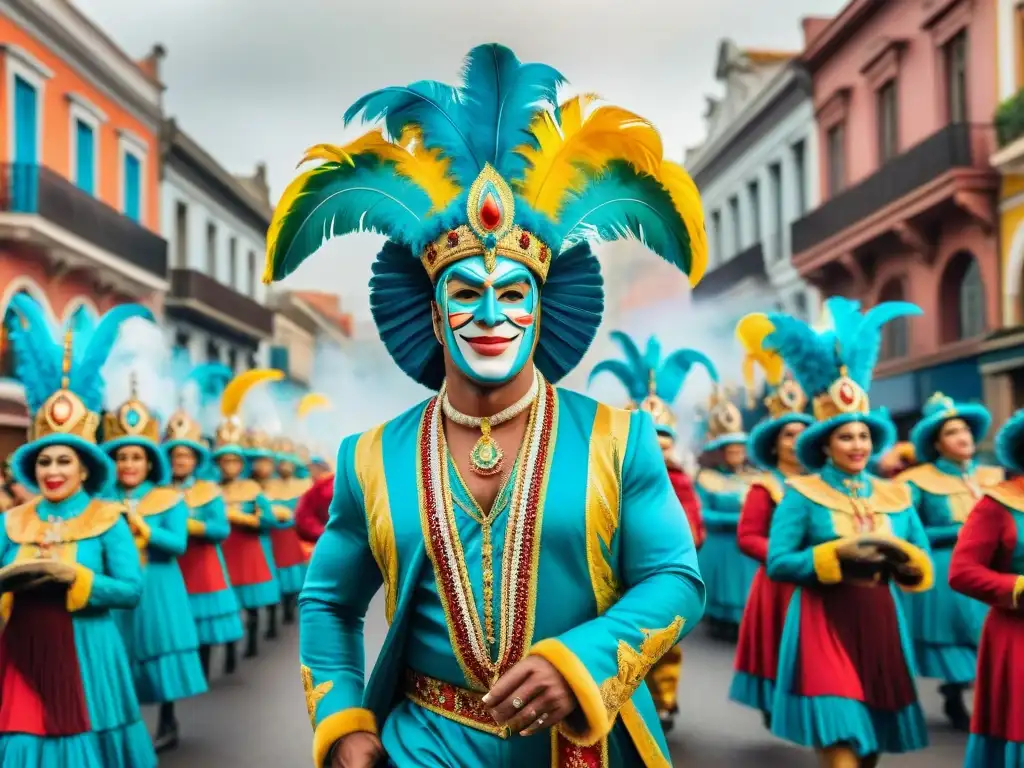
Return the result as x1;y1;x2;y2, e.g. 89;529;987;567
735;314;785;388
660;161;708;286
298;392;332;419
220;369;284;418
516;95;664;218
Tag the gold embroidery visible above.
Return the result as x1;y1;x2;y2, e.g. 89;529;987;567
620;701;671;768
585;404;631;616
355;424;399;624
221;479;261;504
184;481;221;509
136;487;182;517
301;665;333;729
598;616;684;718
6;499;123;545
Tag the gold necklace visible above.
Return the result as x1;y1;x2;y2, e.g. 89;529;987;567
440;370;541;476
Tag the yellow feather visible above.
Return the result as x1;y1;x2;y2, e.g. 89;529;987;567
516;97;664;218
659;161;708;287
735;314;785;387
220;369;284;418
298;393;332;419
264;166;321;284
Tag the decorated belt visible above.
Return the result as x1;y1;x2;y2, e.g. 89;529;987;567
403;670;609;767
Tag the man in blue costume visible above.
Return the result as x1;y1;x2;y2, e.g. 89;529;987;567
264;44;708;768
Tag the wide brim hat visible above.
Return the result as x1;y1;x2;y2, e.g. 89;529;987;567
704;432;748;453
213;444;248;461
11;432;115;496
995;409;1024;474
748;413;814;470
795;411;896;472
246;448;276;462
910;402;991;464
102;436;171;486
162;438;213;474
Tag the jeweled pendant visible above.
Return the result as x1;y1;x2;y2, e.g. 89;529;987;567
470;418;504;476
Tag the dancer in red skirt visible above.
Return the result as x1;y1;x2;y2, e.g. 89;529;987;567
949;407;1024;768
729;314;812;729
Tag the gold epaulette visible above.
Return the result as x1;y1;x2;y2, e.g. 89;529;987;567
786;474;911;514
6;498;125;544
136;487;183;517
184;481;221;509
222;479;262;504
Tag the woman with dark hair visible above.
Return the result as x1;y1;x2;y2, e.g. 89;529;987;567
763;297;933;767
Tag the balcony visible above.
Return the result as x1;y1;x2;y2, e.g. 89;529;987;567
791;123;996;261
0;163;168;288
691;242;767;301
166;268;274;341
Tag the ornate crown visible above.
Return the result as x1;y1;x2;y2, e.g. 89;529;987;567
811;367;870;422
923;391;957;417
764;375;808;420
243;428;273;452
164;408;204;443
31;331;100;444
420;165;552;283
102;373;160;443
215;417;245;449
271;436;295;456
705;384;745;440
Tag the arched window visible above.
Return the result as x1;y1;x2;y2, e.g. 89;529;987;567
878;279;908;360
939;251;987;342
0;290;32;379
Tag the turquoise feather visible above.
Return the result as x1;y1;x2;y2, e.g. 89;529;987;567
591;330;713;405
609;331;645;381
6;293;61;413
71;304;154;412
764;313;834;396
187;363;234;405
658;348;717;403
272;156;433;281
557;162;693;275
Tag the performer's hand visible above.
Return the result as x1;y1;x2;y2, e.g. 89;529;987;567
891;561;923;587
835;540;885;563
484;656;577;738
330;732;386;768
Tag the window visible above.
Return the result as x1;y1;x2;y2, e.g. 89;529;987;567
945;30;968;123
121;150;142;221
205;339;220;362
72;119;96;194
826;124;846;196
959;258;986;339
13;75;39;165
206;222;217;274
791;140;807;216
769;162;783;260
247;251;257;296
877;80;899;163
228;347;239;372
793;292;809;321
747;180;761;242
710;210;722;263
878;280;909;360
939;251;987;342
728;195;741;253
174;201;188;268
228;236;238;287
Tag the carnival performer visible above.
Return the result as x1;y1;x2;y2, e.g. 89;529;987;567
728;314;812;729
589;331;709;732
265;435;310;625
265;43;708;768
0;294;156;768
897;392;1001;731
696;379;759;642
294;465;333;555
164;396;245;679
948;409;1024;768
244;428;286;639
102;372;208;752
215;371;282;661
759;297;933;767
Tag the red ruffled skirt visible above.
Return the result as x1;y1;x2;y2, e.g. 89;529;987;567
734;567;794;681
270;527;308;569
178;540;229;595
970;607;1024;742
220;529;273;587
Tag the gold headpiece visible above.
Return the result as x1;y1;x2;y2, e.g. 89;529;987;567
31;330;100;444
213;369;283;450
811;366;870;422
271;436;296;456
243;428;273;453
102;372;160;443
705;384;745;441
420;165;552;283
924;391;957;416
296;444;312;465
164;409;204;444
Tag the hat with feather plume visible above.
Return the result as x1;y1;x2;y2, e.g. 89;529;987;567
163;362;235;473
263;44;707;390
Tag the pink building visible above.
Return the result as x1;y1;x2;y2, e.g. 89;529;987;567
790;0;999;432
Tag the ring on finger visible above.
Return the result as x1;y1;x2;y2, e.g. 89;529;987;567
512;697;524;710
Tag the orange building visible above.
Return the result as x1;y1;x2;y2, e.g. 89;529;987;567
0;2;167;451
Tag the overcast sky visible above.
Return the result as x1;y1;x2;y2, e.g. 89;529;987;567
77;0;846;310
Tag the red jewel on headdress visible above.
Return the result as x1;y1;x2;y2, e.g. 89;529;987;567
539;246;548;262
479;193;501;231
838;381;856;406
446;231;459;247
519;232;530;249
426;245;438;264
50;395;72;425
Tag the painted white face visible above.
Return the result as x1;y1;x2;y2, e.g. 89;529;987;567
437;256;538;384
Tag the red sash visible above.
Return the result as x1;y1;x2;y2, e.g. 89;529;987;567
221;529;273;586
178;540;229;595
0;588;91;736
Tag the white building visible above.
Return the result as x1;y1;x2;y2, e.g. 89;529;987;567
684;40;820;322
159;118;273;371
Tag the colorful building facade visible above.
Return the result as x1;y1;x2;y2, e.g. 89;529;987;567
791;0;999;436
0;2;168;452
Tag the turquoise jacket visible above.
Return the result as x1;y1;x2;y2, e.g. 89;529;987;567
897;460;1004;547
299;388;705;767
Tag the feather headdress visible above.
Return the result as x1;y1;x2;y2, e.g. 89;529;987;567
264;44;707;389
735;313;807;419
589;331;716;436
214;369;283;453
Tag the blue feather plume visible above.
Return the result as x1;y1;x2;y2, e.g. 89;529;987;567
6;294;61;413
557;162;695;276
459;44;565;181
609;331;645;379
187;363;234;405
657;348;717;403
70;304;154;412
764;313;835;397
590;330;714;405
832;299;923;385
588;359;645;401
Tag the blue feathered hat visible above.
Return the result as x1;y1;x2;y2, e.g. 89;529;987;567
7;296;153;496
162;362;234;473
588;331;715;440
761;297;923;471
995;408;1024;474
910;391;991;464
735;314;813;470
101;370;171;487
263;44;708;390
